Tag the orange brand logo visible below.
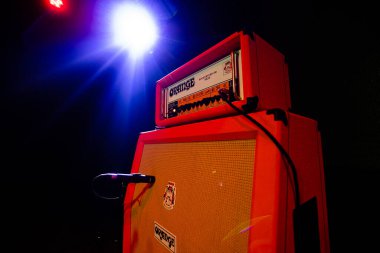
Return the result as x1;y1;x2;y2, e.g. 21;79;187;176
163;181;176;210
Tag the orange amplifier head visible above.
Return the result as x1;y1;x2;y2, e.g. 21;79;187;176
155;31;291;127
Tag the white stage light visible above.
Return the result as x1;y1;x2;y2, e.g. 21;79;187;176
112;3;158;56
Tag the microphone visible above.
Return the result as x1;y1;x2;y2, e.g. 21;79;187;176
96;173;155;184
92;173;155;200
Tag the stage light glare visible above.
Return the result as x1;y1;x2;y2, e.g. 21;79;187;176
112;3;158;56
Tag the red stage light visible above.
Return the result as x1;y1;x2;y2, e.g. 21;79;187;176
44;0;69;12
49;0;63;9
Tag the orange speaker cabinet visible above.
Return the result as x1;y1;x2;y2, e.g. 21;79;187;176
123;111;330;253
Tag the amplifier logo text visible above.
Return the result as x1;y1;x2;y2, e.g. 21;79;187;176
154;222;176;253
169;77;195;97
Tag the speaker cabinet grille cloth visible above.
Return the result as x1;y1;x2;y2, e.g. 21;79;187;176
130;139;256;253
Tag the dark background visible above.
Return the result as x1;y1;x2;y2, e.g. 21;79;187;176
1;0;379;252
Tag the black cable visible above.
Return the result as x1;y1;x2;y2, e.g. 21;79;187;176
219;89;301;208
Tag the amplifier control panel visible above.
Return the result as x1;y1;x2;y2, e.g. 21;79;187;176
161;50;243;119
